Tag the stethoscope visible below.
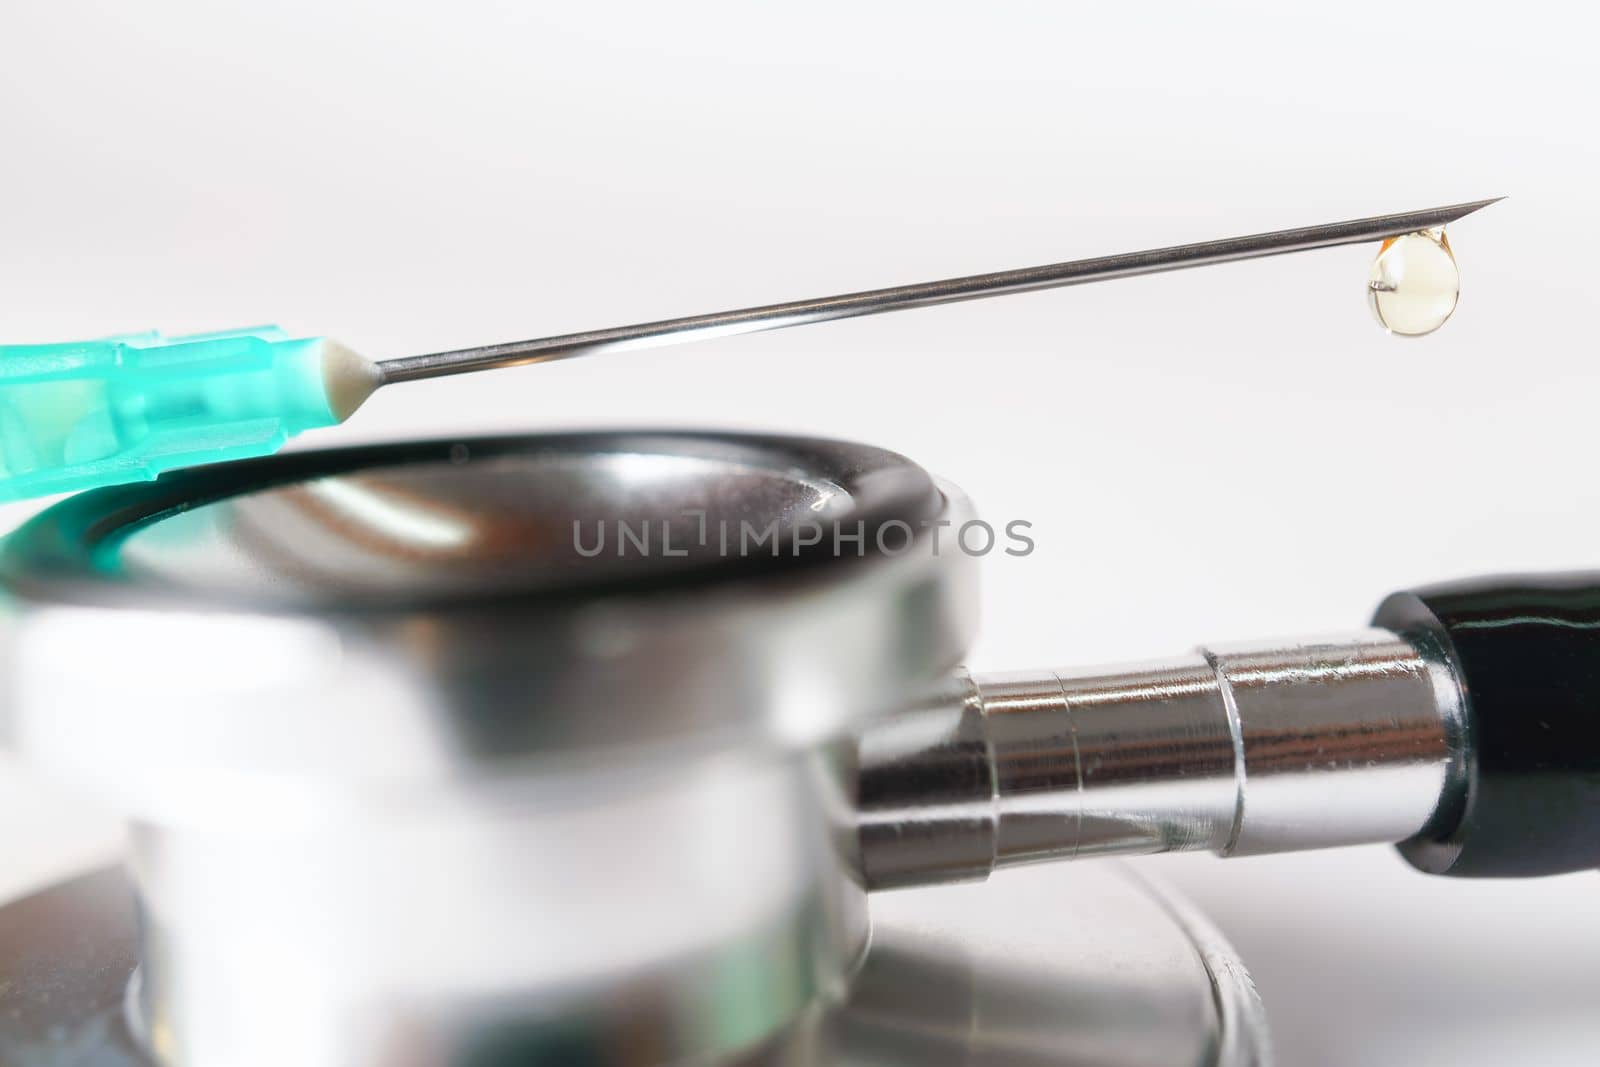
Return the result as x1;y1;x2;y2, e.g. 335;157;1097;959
7;195;1590;1067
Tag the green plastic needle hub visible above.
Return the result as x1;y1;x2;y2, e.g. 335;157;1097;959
0;326;373;501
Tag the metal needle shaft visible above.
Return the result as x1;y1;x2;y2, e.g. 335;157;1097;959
376;197;1502;385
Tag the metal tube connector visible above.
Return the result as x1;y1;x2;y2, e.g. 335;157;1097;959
857;629;1467;890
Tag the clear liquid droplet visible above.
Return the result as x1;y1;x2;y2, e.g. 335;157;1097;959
1368;229;1460;337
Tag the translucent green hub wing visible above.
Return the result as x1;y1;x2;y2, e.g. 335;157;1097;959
0;326;345;500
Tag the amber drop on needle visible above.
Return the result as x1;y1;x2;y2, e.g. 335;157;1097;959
1368;229;1460;337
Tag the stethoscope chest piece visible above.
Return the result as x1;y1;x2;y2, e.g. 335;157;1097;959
0;431;1269;1066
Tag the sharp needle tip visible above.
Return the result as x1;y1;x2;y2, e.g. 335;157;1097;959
1451;196;1507;220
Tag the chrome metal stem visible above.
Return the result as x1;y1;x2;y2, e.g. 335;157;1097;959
376;200;1500;384
857;629;1468;890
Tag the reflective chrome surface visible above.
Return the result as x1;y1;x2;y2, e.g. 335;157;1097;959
127;749;867;1067
0;862;1266;1067
858;631;1466;888
856;671;995;888
1207;632;1466;855
3;434;979;797
0;433;978;1067
0;430;1477;1066
117;450;857;598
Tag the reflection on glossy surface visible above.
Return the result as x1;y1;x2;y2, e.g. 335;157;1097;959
784;864;1262;1067
0;433;979;1066
0;869;146;1066
0;863;1264;1066
115;451;857;602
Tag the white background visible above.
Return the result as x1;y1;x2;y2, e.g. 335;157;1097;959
3;3;1599;1063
